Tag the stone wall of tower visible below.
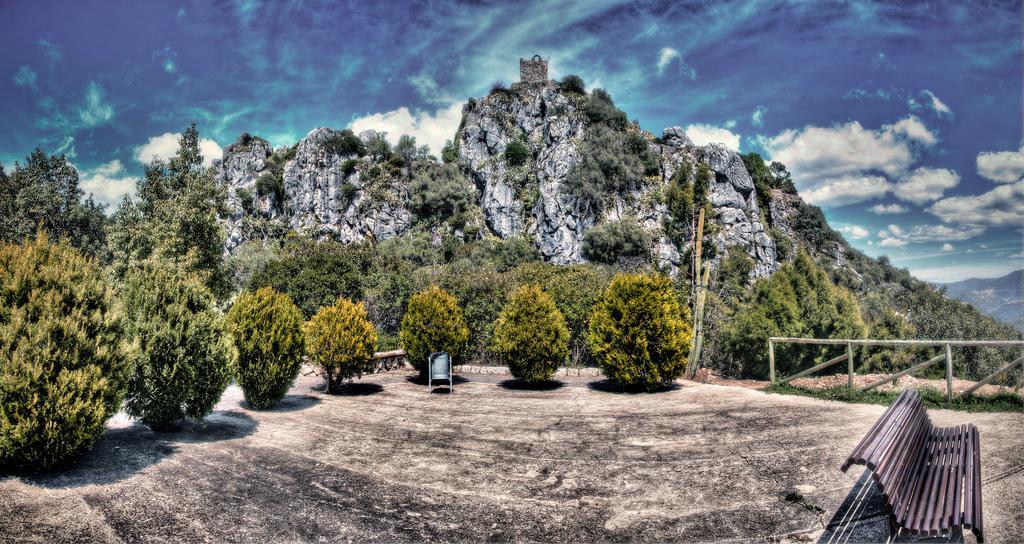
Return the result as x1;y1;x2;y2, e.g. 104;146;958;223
519;56;548;84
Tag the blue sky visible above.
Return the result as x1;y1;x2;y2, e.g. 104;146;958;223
1;0;1021;282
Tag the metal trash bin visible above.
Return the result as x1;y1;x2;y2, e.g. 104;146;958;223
428;351;452;391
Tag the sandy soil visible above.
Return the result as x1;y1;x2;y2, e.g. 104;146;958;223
1;372;1021;543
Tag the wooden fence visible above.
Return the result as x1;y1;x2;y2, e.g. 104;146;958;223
768;337;1024;400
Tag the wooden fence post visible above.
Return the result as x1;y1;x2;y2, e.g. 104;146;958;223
944;343;954;402
847;341;854;389
768;339;776;384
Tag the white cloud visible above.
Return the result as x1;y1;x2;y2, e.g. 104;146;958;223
79;82;114;128
878;223;983;243
78;160;136;208
879;237;906;248
751;105;766;127
759;115;939;207
761;116;934;180
885;116;937;146
135;132;223;168
976;146;1024;183
919;90;952;119
685;123;741;152
656;47;679;76
839;224;870;239
869;203;908;214
350;102;463;157
408;71;451;105
941;243;954;252
655;47;695;79
801;175;890;207
928;181;1024;227
893;167;959;204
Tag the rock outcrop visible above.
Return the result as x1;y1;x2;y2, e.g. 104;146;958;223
218;81;783;277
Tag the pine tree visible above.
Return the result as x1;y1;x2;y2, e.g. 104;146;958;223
227;287;305;408
122;260;234;431
0;233;127;469
491;285;570;382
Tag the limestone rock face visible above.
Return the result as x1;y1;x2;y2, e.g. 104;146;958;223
283;127;411;243
217;134;276;252
458;83;591;263
217;83;786;278
217;128;412;251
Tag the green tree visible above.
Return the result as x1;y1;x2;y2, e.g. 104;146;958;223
504;139;531;167
227;287;305;408
122;261;234;431
108;124;230;300
723;250;867;379
246;237;371;318
581;219;651;265
408;163;475;227
0;233;128;469
565;125;647;215
492;285;570;382
0;149;109;260
559;74;586;95
304;296;378;393
588;273;692;390
400;285;469;373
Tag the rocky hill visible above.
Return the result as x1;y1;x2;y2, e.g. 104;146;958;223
215;80;835;280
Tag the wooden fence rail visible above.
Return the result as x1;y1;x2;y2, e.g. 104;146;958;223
768;337;1024;401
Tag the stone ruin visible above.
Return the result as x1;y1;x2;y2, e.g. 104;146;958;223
519;55;548;84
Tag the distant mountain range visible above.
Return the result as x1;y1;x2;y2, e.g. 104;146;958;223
942;270;1024;332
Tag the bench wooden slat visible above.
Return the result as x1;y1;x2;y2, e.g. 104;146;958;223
844;390;984;542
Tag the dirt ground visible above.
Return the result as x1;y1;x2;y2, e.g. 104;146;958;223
1;372;1021;543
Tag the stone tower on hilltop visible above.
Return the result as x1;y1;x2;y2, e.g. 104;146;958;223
519;55;548;84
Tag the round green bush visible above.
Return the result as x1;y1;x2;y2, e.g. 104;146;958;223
504;139;530;167
491;285;570;382
0;234;128;469
588;273;692;390
400;285;469;373
227;287;305;409
122;261;234;431
304;296;377;393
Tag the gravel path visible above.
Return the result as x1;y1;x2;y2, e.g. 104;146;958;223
2;371;1020;543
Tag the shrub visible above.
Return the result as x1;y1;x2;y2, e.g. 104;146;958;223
510;262;614;366
227;287;305;408
441;140;459;164
559;74;586;95
0;234;128;469
504;139;530;167
320;129;366;157
582;219;651;265
588;273;692;390
565;125;646;214
247;238;371;318
408;163;475;227
492;285;570;382
236;187;255;214
400;285;469;373
722;250;866;379
304;296;378;393
122;261;234;431
583;88;628;130
340;159;359;176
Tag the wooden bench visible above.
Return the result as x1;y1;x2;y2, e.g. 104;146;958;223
842;389;983;542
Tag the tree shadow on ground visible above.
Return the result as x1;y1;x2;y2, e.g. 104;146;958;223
586;378;680;394
12;409;258;489
498;379;564;391
819;469;960;543
404;374;469;387
247;394;321;412
330;383;384;396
